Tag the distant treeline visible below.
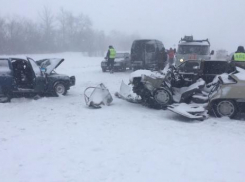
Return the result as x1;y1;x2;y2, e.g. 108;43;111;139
0;7;140;56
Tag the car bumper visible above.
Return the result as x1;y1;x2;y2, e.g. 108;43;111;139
101;64;124;69
132;62;157;70
70;76;76;86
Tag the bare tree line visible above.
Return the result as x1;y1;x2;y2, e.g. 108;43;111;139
0;7;140;56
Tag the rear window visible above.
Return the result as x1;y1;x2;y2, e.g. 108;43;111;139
0;60;11;74
116;53;127;58
146;44;155;53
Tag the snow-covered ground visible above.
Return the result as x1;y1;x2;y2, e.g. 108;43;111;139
1;52;245;182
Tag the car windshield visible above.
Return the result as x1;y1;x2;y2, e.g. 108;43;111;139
178;45;209;55
0;59;11;75
116;53;126;58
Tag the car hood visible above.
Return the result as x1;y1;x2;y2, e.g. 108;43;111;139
48;73;70;79
36;58;64;74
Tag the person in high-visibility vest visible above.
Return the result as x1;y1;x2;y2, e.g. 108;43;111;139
105;45;116;73
231;46;245;69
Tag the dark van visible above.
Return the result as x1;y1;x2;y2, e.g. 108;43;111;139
131;39;164;70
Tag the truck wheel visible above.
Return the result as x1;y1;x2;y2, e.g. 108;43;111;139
153;88;172;108
213;100;237;118
53;82;67;96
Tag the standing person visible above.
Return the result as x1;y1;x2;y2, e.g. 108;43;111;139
158;47;167;70
231;46;245;69
173;48;176;54
105;45;116;73
168;48;175;65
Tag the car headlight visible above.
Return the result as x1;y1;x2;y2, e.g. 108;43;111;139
180;59;184;63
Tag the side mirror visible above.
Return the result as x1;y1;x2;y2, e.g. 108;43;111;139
210;50;214;55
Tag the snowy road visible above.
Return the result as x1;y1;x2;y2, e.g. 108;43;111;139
0;52;245;182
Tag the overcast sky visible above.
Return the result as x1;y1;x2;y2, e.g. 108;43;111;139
1;0;245;52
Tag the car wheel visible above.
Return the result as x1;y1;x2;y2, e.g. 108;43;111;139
53;82;67;96
213;100;237;118
0;93;11;103
0;96;11;103
153;88;172;108
122;65;127;72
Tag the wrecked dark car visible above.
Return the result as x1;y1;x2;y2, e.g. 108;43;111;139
177;59;236;86
0;57;75;102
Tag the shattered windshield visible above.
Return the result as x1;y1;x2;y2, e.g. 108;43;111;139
178;45;209;55
0;59;11;75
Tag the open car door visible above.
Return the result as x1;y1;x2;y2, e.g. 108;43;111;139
27;57;46;93
0;59;13;102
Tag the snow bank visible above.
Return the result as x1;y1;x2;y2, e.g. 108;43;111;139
0;52;245;182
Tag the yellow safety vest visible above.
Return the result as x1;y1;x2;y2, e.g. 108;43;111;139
109;48;116;59
234;53;245;61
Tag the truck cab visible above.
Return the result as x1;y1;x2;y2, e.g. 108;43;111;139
175;36;211;66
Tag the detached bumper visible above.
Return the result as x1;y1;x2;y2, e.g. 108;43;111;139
70;76;76;86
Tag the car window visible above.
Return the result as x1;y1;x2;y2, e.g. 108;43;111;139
203;61;234;74
146;44;155;53
0;59;11;75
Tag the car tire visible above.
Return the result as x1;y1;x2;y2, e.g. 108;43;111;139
213;99;237;118
53;82;67;96
153;87;172;108
122;65;127;72
0;96;11;103
0;92;11;103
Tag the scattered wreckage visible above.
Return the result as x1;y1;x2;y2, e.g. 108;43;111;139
0;57;75;102
84;83;113;108
116;60;245;120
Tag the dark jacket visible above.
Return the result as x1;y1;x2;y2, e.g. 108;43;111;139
159;48;167;63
